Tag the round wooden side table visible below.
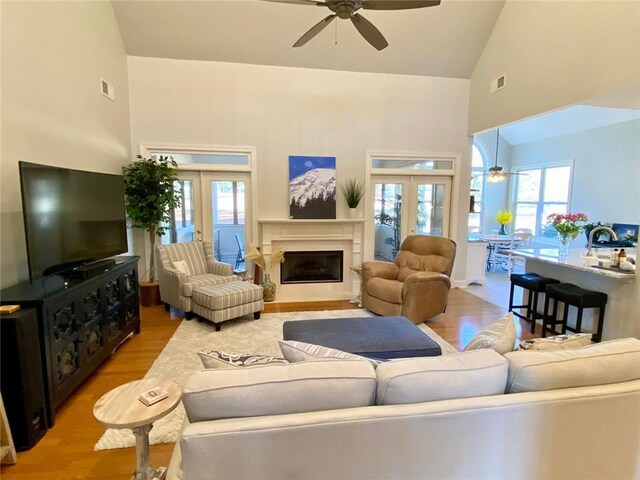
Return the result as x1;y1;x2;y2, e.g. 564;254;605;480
94;378;182;480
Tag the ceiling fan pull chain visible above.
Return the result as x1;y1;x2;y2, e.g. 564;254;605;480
335;18;338;45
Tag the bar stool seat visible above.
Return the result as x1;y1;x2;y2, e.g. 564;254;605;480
543;283;607;342
509;273;560;334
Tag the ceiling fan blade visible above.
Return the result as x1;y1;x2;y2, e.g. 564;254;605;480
350;13;389;51
293;14;337;47
263;0;327;6
362;0;441;10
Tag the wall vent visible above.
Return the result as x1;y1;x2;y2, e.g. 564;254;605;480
490;74;506;94
101;78;115;101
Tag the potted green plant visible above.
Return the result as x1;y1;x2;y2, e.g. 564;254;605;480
341;178;365;219
123;155;181;304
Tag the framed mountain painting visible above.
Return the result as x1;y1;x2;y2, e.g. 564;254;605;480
289;155;336;219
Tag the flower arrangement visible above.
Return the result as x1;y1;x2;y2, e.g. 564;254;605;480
495;210;513;226
546;213;588;240
245;244;285;273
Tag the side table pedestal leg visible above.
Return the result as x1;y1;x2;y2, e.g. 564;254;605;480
132;424;167;480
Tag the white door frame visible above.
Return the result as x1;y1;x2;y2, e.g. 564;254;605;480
364;150;459;261
139;143;259;250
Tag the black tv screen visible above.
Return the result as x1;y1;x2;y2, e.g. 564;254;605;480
19;162;128;282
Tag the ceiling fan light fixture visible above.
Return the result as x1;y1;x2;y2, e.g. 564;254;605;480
487;172;506;183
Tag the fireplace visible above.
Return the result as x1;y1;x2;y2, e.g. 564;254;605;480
281;251;344;284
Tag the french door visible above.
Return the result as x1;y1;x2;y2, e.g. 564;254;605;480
162;171;251;271
372;175;451;261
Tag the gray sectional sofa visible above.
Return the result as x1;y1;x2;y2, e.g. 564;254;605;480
167;337;640;480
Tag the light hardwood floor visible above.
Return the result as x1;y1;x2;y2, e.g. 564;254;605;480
0;288;537;479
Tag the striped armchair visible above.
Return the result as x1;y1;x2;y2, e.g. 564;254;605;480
156;241;240;316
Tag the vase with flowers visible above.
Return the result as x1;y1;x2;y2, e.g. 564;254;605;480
495;210;513;236
245;244;286;302
546;212;588;257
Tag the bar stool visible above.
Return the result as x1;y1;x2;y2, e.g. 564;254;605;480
509;273;560;334
542;283;607;342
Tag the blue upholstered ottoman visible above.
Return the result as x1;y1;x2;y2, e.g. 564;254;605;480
282;316;442;360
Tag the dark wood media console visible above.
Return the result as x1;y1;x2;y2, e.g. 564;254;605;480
0;256;140;428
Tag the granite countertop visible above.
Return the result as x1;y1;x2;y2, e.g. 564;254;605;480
507;248;636;280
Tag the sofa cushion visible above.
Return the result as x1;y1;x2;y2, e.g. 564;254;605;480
519;333;593;351
463;312;516;355
365;277;403;304
397;266;422;282
198;350;287;369
375;350;508;405
182;359;376;422
504;337;640;393
191;282;263;310
181;274;241;297
278;340;380;367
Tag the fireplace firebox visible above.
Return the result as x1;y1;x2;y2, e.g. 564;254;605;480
281;251;343;284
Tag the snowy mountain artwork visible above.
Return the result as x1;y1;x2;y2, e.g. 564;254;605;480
289;156;336;219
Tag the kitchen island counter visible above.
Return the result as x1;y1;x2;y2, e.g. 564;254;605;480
508;248;637;341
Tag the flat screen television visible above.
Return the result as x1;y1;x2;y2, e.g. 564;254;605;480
19;162;129;282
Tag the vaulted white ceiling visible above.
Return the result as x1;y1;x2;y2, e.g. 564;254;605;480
111;0;506;79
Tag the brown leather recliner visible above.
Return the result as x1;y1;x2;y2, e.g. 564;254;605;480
361;235;457;324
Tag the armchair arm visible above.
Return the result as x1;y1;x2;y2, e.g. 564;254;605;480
401;272;452;324
206;258;234;276
158;267;188;308
361;261;399;282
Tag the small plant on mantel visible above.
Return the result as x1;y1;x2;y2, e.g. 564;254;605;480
341;178;365;209
123;155;181;283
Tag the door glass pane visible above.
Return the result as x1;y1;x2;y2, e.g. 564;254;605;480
416;183;445;236
152;152;249;166
211;180;246;271
372;158;453;171
516;169;541;202
161;180;194;244
374;183;402;261
543;166;571;202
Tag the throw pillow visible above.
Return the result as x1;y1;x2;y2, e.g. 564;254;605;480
463;312;516;355
279;340;381;368
172;260;191;276
198;350;288;369
519;333;593;351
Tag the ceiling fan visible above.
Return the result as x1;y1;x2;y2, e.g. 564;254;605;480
476;128;525;184
265;0;442;51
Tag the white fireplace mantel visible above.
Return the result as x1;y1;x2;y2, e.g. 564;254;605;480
258;219;365;302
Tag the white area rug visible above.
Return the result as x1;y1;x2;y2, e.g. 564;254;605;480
94;309;456;450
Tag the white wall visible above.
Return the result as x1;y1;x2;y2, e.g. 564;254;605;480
510;119;640;246
469;1;640;134
127;57;472;282
473;131;512;233
0;2;131;288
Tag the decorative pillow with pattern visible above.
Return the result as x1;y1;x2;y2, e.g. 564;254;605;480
279;340;382;368
198;350;288;369
463;312;517;355
519;333;593;351
172;260;191;276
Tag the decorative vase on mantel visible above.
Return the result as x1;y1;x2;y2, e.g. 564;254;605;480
498;225;507;236
558;234;571;258
349;208;358;219
262;273;276;302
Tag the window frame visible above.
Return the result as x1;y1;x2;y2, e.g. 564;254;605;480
469;142;487;233
511;159;574;237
